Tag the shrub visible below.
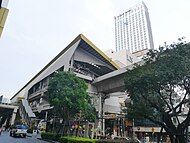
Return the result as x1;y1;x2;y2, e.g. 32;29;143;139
41;132;61;141
59;136;97;143
96;140;120;143
96;139;140;143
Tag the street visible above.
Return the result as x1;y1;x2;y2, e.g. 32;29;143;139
0;131;49;143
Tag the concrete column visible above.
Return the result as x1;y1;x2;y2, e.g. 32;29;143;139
45;111;48;121
10;107;18;125
91;123;95;139
102;112;105;136
98;93;102;130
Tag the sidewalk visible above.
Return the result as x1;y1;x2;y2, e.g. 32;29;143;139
27;132;41;139
27;132;60;143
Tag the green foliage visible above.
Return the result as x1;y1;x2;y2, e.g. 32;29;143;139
48;71;96;122
41;132;139;143
124;41;190;142
96;140;122;143
41;132;61;141
59;136;97;143
96;139;140;143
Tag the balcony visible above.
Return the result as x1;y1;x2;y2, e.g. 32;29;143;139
74;72;93;81
32;102;52;113
28;86;48;100
71;67;95;81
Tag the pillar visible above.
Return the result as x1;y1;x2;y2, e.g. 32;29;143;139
10;107;18;125
98;93;102;131
102;112;105;136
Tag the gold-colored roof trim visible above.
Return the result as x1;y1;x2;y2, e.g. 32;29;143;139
0;7;9;37
80;34;119;69
11;34;119;100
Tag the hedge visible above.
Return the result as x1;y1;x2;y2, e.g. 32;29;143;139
59;136;97;143
96;139;140;143
96;140;120;143
41;132;96;143
41;132;139;143
41;132;61;141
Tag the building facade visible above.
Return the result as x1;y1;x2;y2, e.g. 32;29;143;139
11;34;125;134
105;49;140;68
114;2;154;58
10;34;162;137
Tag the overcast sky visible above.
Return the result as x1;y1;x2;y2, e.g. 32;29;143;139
0;0;190;99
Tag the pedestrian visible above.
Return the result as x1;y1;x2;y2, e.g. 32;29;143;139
37;129;39;134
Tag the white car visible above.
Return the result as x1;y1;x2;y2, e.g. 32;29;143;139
10;125;28;138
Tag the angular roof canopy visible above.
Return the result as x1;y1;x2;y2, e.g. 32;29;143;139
11;34;119;100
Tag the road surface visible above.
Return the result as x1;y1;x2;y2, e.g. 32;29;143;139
0;131;49;143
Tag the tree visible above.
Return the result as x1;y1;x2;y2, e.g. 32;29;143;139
124;40;190;143
47;71;96;134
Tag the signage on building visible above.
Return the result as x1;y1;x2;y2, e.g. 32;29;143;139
133;127;163;133
103;114;116;119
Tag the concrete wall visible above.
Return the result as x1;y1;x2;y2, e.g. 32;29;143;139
105;49;140;68
11;40;80;102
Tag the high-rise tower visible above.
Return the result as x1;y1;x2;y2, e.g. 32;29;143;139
115;2;154;57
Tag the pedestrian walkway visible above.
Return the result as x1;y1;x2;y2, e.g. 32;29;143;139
27;131;42;139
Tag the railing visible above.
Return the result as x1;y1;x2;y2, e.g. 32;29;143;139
72;67;95;79
32;103;52;113
28;86;48;99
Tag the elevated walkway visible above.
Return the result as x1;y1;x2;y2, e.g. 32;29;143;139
0;103;18;125
93;61;144;93
0;98;36;126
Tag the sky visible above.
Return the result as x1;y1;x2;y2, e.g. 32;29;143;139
0;0;190;99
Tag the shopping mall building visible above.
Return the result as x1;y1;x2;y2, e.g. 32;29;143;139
10;34;159;137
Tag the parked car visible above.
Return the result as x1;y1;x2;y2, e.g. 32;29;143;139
10;125;28;138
